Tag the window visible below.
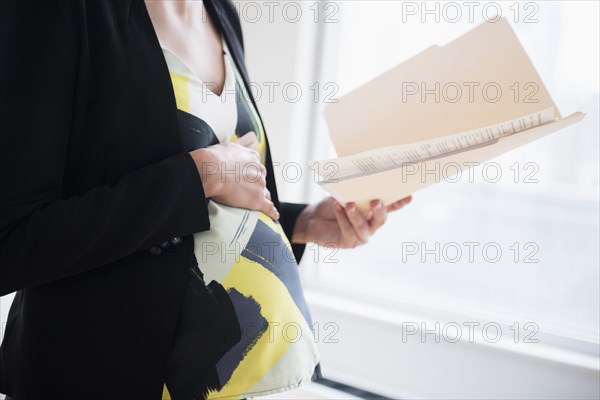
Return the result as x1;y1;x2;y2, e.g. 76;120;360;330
305;0;599;341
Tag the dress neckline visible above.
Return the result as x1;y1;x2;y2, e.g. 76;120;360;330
160;38;233;98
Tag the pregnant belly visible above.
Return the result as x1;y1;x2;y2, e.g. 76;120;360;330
193;202;298;281
190;201;319;399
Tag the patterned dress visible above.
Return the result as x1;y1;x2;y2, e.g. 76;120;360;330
160;39;321;400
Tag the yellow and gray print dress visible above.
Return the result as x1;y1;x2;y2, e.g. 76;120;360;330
160;40;321;400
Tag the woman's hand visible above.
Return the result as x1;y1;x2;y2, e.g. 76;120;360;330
189;132;279;220
291;196;413;248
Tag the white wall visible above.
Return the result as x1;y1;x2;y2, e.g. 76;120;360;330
237;0;324;203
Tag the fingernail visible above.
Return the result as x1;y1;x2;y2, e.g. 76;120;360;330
335;202;343;212
376;201;383;210
347;203;356;212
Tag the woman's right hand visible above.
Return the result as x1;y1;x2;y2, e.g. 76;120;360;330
189;137;279;220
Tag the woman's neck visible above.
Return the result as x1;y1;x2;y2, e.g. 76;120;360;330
144;0;206;28
144;0;226;96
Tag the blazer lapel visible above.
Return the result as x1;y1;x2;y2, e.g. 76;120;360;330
203;0;282;208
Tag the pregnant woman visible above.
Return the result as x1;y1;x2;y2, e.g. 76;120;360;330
0;1;411;399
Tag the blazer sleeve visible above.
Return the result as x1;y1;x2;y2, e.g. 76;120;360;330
279;202;309;264
0;3;211;296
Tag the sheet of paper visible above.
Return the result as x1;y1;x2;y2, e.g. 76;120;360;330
318;112;585;211
323;18;558;158
312;107;556;182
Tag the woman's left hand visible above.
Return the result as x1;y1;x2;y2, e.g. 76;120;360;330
291;196;413;248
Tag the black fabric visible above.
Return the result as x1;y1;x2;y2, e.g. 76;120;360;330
177;110;221;151
164;276;242;399
279;203;309;265
0;1;307;399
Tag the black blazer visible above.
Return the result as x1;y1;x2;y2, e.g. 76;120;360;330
0;1;307;398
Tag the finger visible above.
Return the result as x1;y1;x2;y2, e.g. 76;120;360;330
264;187;272;201
260;163;268;180
368;199;387;233
344;202;370;244
250;148;261;161
243;162;266;183
333;202;357;248
242;163;257;183
236;141;260;160
385;195;413;213
270;202;280;220
237;131;258;150
260;198;279;220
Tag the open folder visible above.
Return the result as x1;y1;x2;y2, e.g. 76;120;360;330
312;18;585;211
